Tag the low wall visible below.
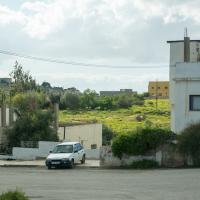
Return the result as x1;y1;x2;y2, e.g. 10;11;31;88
85;149;100;160
11;141;100;160
13;147;39;160
100;146;157;167
38;141;60;158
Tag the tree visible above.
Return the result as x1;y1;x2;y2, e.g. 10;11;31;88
99;96;116;110
5;92;58;148
41;81;51;89
10;61;37;94
12;92;46;114
60;91;81;110
81;89;98;109
5;110;58;149
116;94;133;108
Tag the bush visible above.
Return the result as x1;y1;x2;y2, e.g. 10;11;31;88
0;190;29;200
178;122;200;166
112;127;174;159
102;124;115;145
131;160;159;169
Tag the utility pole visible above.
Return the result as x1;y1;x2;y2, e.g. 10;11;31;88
155;79;158;111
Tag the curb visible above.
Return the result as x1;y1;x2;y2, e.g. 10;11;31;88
0;164;100;169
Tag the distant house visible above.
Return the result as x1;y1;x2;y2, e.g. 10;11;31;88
167;35;200;133
100;89;137;97
0;78;11;89
148;81;169;98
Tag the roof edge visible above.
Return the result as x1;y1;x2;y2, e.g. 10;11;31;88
167;40;200;43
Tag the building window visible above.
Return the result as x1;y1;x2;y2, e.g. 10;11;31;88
165;87;168;89
190;95;200;111
91;144;97;149
157;87;160;89
151;87;154;89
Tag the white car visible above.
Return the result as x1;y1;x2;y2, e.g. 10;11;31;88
45;142;86;169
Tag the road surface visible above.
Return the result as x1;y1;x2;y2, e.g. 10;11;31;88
0;167;199;200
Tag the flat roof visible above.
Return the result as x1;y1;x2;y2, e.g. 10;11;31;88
58;142;79;145
167;40;200;43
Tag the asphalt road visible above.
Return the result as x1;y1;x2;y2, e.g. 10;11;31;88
0;167;200;200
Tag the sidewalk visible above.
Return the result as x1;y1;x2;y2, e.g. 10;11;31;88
0;159;100;168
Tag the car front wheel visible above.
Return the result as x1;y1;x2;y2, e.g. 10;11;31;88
69;159;74;169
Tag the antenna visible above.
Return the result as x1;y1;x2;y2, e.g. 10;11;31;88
184;27;188;37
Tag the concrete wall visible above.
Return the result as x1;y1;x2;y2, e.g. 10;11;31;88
100;146;157;167
12;141;59;160
85;149;100;160
100;146;186;168
11;141;99;160
58;124;102;150
170;63;200;133
169;40;200;133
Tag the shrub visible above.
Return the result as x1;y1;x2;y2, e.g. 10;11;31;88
112;127;174;159
0;190;29;200
131;160;159;169
102;124;115;145
178;122;200;166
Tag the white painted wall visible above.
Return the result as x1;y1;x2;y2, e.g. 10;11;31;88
58;124;102;149
169;40;200;133
11;141;99;160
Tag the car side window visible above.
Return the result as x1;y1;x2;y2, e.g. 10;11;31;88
74;144;78;152
77;143;83;151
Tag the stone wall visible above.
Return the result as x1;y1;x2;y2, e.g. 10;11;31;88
100;145;186;168
100;146;157;167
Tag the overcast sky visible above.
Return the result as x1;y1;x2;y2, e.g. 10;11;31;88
0;0;200;92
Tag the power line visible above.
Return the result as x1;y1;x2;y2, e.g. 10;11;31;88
0;49;168;69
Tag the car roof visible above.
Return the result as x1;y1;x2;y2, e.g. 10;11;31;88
57;142;79;146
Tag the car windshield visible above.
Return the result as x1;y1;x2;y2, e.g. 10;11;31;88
52;145;73;153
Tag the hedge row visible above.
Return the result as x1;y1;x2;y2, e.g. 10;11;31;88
112;127;175;158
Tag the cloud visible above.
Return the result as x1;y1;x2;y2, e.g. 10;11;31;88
0;4;26;25
0;0;200;39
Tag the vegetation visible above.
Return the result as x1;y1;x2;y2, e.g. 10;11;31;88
0;190;29;200
59;99;170;133
102;124;115;145
130;159;159;169
10;62;37;94
111;127;174;159
178;122;200;166
7;91;58;148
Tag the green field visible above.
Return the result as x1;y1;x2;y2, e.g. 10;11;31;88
59;99;170;133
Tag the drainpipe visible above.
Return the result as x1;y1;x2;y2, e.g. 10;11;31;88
184;29;190;62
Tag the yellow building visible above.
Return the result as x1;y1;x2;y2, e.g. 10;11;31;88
148;81;169;98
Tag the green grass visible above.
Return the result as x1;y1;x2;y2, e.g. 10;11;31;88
59;99;170;133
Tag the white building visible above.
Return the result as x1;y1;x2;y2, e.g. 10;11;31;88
167;36;200;133
58;124;102;150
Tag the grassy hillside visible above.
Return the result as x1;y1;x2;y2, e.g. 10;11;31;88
59;99;170;133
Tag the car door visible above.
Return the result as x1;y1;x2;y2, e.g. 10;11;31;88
73;144;79;163
77;143;84;161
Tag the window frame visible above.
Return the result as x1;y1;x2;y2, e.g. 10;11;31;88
189;95;200;111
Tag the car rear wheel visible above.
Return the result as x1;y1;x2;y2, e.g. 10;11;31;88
81;155;85;164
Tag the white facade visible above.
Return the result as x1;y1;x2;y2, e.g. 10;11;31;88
58;124;102;149
168;40;200;133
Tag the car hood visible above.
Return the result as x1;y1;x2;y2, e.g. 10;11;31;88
47;153;73;160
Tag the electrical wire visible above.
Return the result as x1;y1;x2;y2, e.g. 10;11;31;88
0;49;168;69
